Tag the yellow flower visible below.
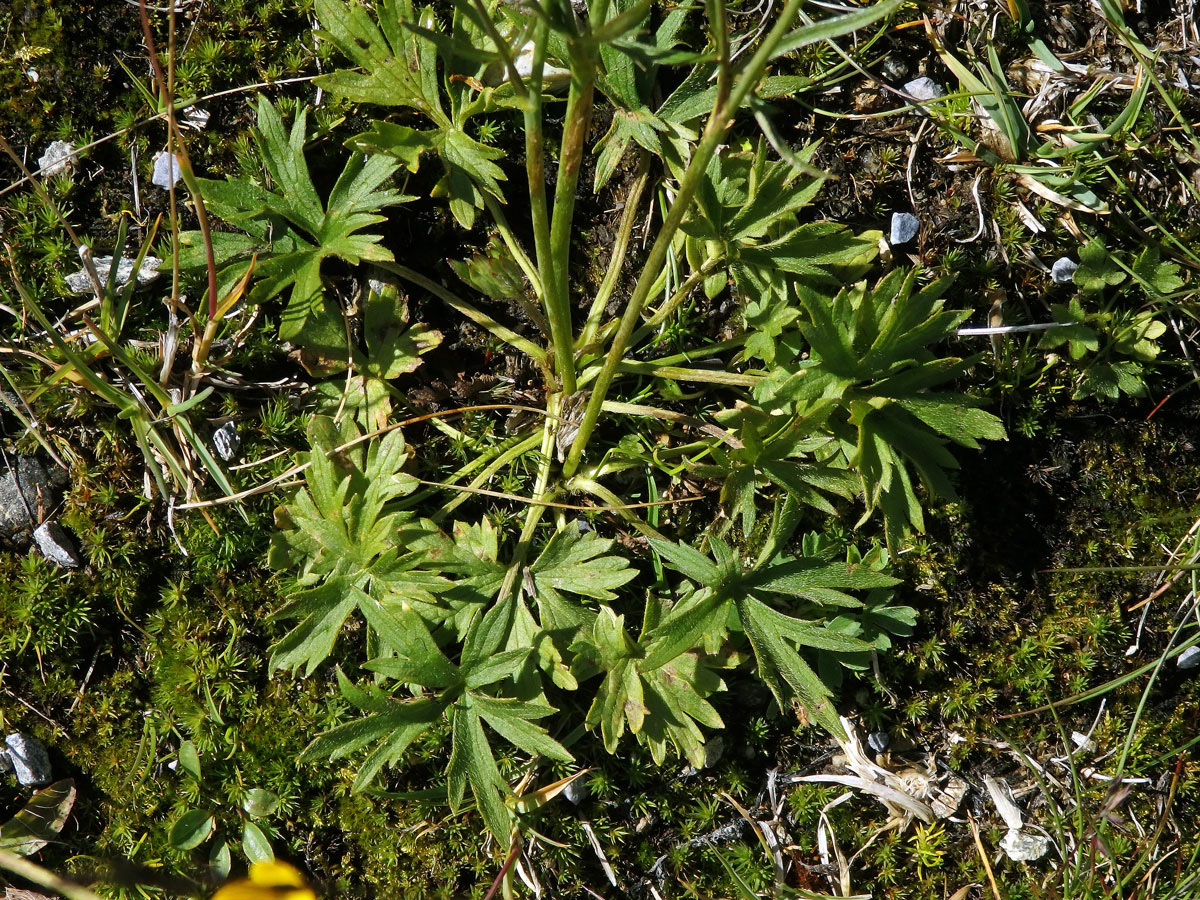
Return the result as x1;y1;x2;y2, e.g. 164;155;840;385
211;862;316;900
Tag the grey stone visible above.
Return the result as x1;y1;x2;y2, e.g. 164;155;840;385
65;254;162;294
1000;828;1050;862
903;76;946;102
1051;257;1078;284
890;211;920;245
880;57;909;82
38;141;75;177
1177;646;1200;670
0;456;57;538
152;151;182;189
212;421;241;462
563;775;589;805
867;731;890;753
4;733;51;786
33;521;82;568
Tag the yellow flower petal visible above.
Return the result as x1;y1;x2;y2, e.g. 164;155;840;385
211;862;316;900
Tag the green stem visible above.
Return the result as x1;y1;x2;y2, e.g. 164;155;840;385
543;3;609;396
615;360;761;387
483;193;543;297
641;337;747;368
578;154;650;353
496;393;561;602
560;0;806;480
378;262;547;364
568;476;665;541
433;432;543;521
0;850;110;900
523;19;556;362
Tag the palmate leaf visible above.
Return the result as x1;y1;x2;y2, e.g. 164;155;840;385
181;97;408;348
682;144;878;306
755;270;1007;547
300;669;446;792
316;0;517;228
702;406;852;533
580;607;725;767
737;595;849;739
268;417;452;674
530;526;637;602
315;0;444;111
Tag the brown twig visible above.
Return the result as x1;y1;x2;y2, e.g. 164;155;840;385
137;0;219;319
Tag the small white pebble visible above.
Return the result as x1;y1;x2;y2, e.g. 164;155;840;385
903;76;946;102
152;151;183;189
212;421;241;462
34;521;82;568
1051;257;1078;284
1178;645;1200;670
39;141;75;177
64;255;162;294
890;211;919;245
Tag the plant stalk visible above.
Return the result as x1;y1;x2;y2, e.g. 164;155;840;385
560;0;805;480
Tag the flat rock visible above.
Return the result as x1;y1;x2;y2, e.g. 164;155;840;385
65;254;162;294
1000;828;1050;862
38;141;75;177
1177;645;1200;669
903;76;946;101
152;151;183;189
890;211;920;245
212;421;241;462
1051;257;1078;284
34;521;82;568
4;733;52;786
0;455;58;538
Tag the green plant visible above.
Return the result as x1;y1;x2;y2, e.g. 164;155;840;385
166;740;279;873
195;0;1024;868
179;96;412;350
0;210;237;504
747;269;1007;548
906;821;945;879
1039;238;1179;400
926;12;1149;214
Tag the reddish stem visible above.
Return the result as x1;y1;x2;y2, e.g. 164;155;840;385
481;838;522;900
137;0;219;320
